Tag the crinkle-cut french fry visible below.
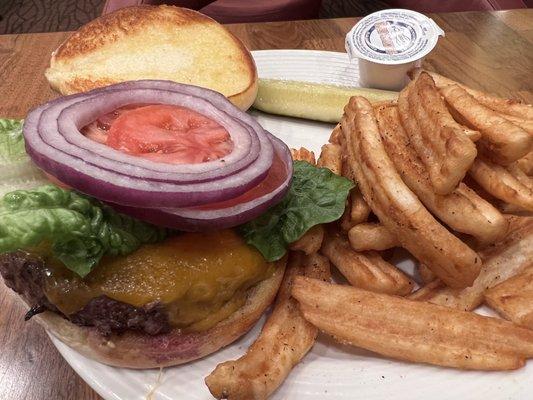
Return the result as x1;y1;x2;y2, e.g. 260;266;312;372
303;251;332;282
516;152;533;176
469;158;533;212
409;216;533;310
340;142;356;182
348;222;398;251
342;96;481;288
507;162;533;190
290;147;316;164
418;263;437;284
497;113;533;135
440;84;532;165
329;123;343;145
375;103;507;245
457;124;482;141
317;143;342;175
409;68;533;121
292;276;533;370
498;202;533;216
408;279;445;301
321;233;413;295
339;204;354;232
400;73;477;194
485;268;533;330
290;225;325;255
339;189;371;233
349;188;371;226
205;252;330;400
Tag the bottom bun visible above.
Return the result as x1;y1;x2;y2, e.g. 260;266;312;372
33;257;286;369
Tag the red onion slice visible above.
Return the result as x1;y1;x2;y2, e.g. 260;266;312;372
113;134;292;231
23;81;287;208
53;90;260;177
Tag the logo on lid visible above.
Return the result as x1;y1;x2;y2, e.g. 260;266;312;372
366;21;416;55
346;9;445;65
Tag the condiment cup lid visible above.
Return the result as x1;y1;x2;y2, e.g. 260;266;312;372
346;9;445;65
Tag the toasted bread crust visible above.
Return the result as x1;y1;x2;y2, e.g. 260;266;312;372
46;5;257;110
60;77;117;94
55;6;211;59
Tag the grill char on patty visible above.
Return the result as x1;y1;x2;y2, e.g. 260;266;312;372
0;251;171;337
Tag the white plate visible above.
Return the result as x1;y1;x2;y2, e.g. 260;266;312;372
50;50;530;400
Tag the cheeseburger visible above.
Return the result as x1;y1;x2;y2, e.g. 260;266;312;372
0;7;351;370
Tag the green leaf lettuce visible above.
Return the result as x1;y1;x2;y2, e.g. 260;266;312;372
0;118;48;197
240;160;354;261
0;118;25;161
0;185;168;277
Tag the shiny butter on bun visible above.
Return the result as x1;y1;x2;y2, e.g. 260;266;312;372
45;5;258;110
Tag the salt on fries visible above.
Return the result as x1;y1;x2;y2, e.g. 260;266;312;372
292;277;533;370
400;73;477;194
410;217;533;310
206;252;330;400
342;96;480;288
412;72;481;141
508;162;533;190
321;232;413;295
485;268;533;330
375;102;508;244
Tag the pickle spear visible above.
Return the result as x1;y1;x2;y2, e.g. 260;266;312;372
253;79;398;123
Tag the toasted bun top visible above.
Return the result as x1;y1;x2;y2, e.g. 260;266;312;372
45;5;257;110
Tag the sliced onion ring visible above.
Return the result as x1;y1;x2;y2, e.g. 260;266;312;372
23;80;288;208
113;135;292;231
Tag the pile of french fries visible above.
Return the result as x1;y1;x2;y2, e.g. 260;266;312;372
205;71;533;399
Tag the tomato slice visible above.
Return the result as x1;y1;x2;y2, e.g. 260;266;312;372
83;104;234;165
44;172;72;189
82;103;145;144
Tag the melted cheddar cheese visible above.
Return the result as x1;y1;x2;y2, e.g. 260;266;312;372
41;230;272;331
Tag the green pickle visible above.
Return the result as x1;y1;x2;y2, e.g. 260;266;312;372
253;78;398;123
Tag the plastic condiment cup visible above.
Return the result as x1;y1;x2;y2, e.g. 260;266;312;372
345;9;445;91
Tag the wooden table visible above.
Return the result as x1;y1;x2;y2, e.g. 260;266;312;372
0;9;531;400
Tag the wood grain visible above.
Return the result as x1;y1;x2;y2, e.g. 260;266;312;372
0;9;531;400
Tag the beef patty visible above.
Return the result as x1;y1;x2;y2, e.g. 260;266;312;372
0;251;171;337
